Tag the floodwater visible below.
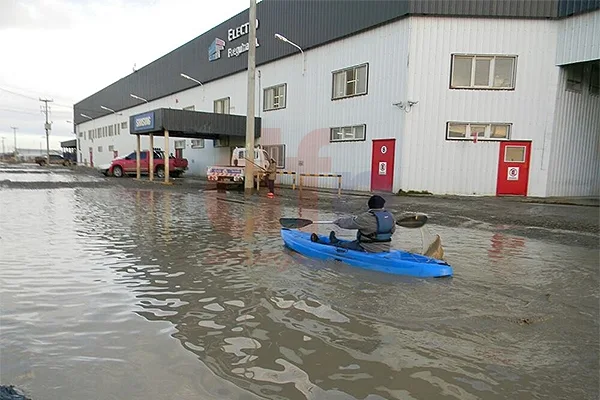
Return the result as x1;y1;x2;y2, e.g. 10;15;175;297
0;168;598;400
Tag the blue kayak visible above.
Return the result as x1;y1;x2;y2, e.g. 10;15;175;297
280;228;453;278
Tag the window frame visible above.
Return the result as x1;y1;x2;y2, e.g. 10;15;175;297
566;63;584;93
262;144;286;168
331;63;369;100
213;137;230;147
329;124;367;143
450;54;517;90
190;139;205;149
214;97;230;114
446;122;512;142
263;83;287;112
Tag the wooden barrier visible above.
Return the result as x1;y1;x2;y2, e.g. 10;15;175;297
275;171;297;190
299;173;342;196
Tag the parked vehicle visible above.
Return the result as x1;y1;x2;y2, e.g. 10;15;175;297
35;154;73;166
206;147;270;186
99;149;188;178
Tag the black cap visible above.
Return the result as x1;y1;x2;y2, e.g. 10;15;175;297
368;195;385;209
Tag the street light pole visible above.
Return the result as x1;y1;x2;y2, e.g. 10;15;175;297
10;126;17;158
244;0;257;194
40;98;53;167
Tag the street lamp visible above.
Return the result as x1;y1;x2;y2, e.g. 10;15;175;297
180;73;203;86
80;114;93;120
180;73;205;102
275;33;305;75
130;93;148;103
100;105;122;115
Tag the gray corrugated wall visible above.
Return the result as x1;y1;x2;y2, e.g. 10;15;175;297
74;0;411;124
558;0;600;16
408;0;559;17
73;0;599;125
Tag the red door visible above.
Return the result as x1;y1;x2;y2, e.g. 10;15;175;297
175;149;183;159
496;141;532;196
371;139;396;192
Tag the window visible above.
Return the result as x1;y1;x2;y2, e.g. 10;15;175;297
451;55;516;89
330;124;366;142
121;121;127;129
214;97;230;114
77;139;81;150
97;146;103;152
214;137;229;147
109;125;114;136
590;62;599;96
263;84;287;111
108;145;114;152
183;105;195;111
191;139;205;149
79;132;83;138
174;140;186;149
566;63;584;92
504;146;526;162
263;144;286;168
117;124;120;135
446;122;511;141
332;63;368;99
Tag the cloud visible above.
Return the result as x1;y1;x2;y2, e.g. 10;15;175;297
0;0;249;151
0;0;76;30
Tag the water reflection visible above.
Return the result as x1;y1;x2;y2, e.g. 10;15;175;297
1;186;598;400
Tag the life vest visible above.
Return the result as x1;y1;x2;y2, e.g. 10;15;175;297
357;210;395;243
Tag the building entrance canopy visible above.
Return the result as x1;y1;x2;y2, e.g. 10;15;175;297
129;108;261;140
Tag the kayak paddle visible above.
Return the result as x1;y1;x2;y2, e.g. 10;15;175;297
279;213;428;229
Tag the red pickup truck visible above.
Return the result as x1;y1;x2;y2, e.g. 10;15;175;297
100;149;188;178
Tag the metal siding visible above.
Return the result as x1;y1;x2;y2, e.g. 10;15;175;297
409;0;558;17
403;16;559;196
74;0;411;125
558;0;600;16
74;0;578;125
254;19;410;192
556;9;600;65
547;65;600;197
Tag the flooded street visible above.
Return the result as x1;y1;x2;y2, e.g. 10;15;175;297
1;166;598;400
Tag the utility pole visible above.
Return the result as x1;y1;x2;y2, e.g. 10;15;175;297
10;127;17;158
244;0;257;194
40;98;53;166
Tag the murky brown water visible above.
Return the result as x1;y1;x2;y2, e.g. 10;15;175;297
1;169;598;400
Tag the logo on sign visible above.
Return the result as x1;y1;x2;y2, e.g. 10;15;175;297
381;146;387;154
133;112;155;132
209;19;260;61
209;38;226;61
379;161;387;175
507;167;519;181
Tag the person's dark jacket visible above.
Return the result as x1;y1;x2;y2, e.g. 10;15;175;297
333;208;396;252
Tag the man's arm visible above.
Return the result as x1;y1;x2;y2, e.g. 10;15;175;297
333;216;362;230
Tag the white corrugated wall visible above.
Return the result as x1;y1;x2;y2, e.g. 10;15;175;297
546;65;600;197
257;20;410;192
556;9;600;65
404;16;559;196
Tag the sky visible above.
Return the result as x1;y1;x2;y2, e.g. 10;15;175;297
0;0;251;153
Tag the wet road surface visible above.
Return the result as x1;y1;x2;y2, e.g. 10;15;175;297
1;165;598;400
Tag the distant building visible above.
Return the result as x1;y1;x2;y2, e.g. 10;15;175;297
73;0;600;197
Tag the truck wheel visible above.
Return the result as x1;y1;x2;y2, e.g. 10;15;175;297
113;165;124;177
156;166;165;179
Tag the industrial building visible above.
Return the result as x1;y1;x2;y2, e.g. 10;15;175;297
73;0;600;197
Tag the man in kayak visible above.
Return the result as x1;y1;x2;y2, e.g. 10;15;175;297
310;195;396;253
